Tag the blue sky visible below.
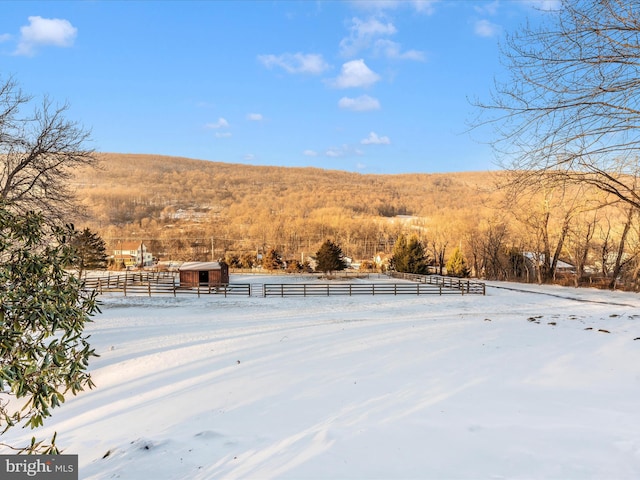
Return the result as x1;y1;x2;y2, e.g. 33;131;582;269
0;1;559;174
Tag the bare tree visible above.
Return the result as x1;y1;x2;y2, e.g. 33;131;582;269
607;204;636;288
595;202;636;286
0;76;96;221
476;0;640;210
566;211;598;286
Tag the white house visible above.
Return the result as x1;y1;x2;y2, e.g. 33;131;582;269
113;242;154;267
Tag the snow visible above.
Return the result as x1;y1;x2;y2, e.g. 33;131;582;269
2;275;640;479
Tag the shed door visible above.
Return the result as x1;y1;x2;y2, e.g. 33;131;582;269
199;271;208;284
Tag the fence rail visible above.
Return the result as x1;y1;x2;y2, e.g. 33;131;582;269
263;282;473;297
82;271;484;298
83;273;251;297
388;272;486;295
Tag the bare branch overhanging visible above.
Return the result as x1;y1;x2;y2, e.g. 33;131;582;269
0;75;96;223
474;0;640;209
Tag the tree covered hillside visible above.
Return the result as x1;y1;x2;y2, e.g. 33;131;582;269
71;153;640;289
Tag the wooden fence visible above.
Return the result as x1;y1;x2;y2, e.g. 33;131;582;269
83;272;251;297
82;271;485;298
389;272;485;295
262;282;476;297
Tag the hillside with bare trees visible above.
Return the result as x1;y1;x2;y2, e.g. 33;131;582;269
71;153;640;289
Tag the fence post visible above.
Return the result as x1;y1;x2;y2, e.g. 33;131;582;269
173;277;176;297
148;278;151;297
439;285;442;296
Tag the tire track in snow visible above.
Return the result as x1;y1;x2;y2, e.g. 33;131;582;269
486;284;638;308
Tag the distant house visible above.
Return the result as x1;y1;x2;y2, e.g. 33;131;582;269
374;252;391;270
523;252;576;274
113;242;154;268
178;262;229;287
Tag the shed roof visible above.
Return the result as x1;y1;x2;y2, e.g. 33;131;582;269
178;261;224;271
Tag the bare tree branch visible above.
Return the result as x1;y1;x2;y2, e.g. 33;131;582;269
474;0;640;209
0;76;96;222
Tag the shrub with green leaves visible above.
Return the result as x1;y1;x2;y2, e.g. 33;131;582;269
0;205;99;453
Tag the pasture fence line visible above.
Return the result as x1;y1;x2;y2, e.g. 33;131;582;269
388;272;486;295
262;282;471;297
81;271;485;298
229;269;375;279
82;272;251;297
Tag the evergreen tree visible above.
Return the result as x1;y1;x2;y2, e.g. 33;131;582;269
285;259;304;273
239;252;255;269
406;235;430;274
262;248;283;270
391;234;430;274
70;228;107;275
224;253;242;268
390;234;409;272
315;240;347;274
0;205;99;453
446;247;470;278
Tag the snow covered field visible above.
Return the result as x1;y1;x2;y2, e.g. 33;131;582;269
3;275;640;479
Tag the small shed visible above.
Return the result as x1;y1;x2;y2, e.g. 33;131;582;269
178;261;229;287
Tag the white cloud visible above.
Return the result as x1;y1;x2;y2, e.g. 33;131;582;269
205;118;229;129
361;131;391;145
474;19;500;38
325;148;343;158
331;59;380;89
349;0;438;15
340;16;424;61
324;144;364;158
15;16;77;56
0;33;11;43
258;53;329;75
349;1;400;12
338;95;381;112
215;132;232;138
303;150;318;157
340;17;397;57
244;154;255;161
524;0;562;11
474;0;500;15
411;0;439;14
373;39;425;61
247;113;263;121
